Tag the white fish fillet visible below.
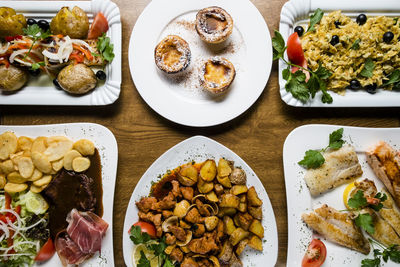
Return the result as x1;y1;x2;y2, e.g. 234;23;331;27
304;145;363;196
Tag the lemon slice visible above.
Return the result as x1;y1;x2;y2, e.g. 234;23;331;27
343;182;355;209
132;242;159;267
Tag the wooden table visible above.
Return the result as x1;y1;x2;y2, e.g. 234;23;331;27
1;0;399;266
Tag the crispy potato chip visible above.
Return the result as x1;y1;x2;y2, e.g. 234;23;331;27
31;151;52;173
0;132;18;160
27;168;43;182
7;171;26;183
52;158;63;172
31;137;48;153
72;157;90;172
33;175;52;187
44;140;73;162
73;139;95;156
4;182;27;193
47;136;69;144
17;156;34;178
0;174;5;189
0;159;15;174
17;136;33;151
63;149;81;171
30;184;46;193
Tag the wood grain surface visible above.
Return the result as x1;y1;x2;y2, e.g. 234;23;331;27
1;0;400;266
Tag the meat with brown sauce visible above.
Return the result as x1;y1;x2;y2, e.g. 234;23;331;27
170;247;184;263
187;232;219;254
181;257;199;267
152;192;176;211
185;207;204;224
136;197;157;213
168;225;186;241
171;180;182;198
162;210;173;219
195;199;211;217
165;233;176;245
138;211;163;237
181;186;194;201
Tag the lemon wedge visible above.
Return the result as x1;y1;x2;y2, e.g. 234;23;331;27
132;242;159;267
343;182;355;209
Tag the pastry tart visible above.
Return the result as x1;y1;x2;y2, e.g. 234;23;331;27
195;6;233;44
154;35;191;73
200;57;235;94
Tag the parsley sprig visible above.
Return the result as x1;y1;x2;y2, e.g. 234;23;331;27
362;239;400;267
298;128;344;169
97;33;115;62
22;24;51;68
347;189;387;234
307;8;324;33
273;30;333;103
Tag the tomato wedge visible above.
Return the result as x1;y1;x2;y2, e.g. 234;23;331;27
302;239;327;267
35;238;55;262
287;32;305;65
88;12;109;39
129;221;156;238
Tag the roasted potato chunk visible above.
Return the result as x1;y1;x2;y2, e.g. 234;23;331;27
223;215;236;235
197;178;213;193
0;65;28;92
217;175;232;188
229;227;249;246
230;167;247;185
236;213;253;231
249;206;262;220
218;207;237;217
231;185;248;195
205;216;219;231
220;193;240;209
178;164;198;186
236;238;249;256
217;158;232;177
247;186;262;206
200;159;217;182
249;219;264;238
248;235;263;251
0;7;26;38
218;240;233;265
58;64;97;94
50;6;89;39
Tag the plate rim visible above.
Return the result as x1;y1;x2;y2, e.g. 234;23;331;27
122;135;278;266
128;0;272;127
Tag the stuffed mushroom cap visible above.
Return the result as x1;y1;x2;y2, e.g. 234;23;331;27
57;64;97;94
0;65;28;91
0;7;27;38
50;6;89;39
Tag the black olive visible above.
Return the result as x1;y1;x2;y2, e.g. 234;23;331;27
96;70;106;80
365;83;377;94
27;18;37;26
334;20;341;28
28;68;40;77
356;14;367;25
349;79;361;90
294;26;304;37
330;35;340;46
53;79;62;90
383;32;394;43
37;20;50;31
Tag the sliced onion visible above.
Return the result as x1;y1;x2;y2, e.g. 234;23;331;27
0;221;9;238
9;49;43;64
72;39;95;53
0;43;9;54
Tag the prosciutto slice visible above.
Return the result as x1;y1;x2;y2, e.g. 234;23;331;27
66;209;108;254
55;230;92;266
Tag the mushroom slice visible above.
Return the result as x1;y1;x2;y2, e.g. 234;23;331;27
176;231;192;247
162;216;179;232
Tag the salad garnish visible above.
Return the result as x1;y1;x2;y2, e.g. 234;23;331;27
361;239;400;267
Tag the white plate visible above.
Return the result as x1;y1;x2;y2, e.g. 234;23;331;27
0;0;121;106
129;0;272;127
122;136;278;267
283;124;400;266
279;0;400;107
0;123;118;266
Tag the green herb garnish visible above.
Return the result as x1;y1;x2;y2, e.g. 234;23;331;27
383;69;400;86
23;24;51;67
355;213;375;234
137;251;151;267
97;33;115;62
298;128;344;169
31;62;45;70
350;39;361;50
360;58;375;78
307;8;324;33
130;225;151;245
362;240;400;267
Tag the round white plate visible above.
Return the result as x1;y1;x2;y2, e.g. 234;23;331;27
129;0;272;127
122;136;278;267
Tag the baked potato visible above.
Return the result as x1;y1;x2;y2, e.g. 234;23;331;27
0;65;28;91
57;63;97;94
0;7;27;38
50;6;89;39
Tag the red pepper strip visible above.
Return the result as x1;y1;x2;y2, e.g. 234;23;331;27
5;192;11;209
72;44;93;61
69;52;85;64
4;35;22;42
0;58;10;68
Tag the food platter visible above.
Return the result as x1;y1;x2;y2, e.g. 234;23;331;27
122;135;278;267
283;124;400;266
279;0;400;107
0;123;118;266
129;0;272;127
0;0;121;106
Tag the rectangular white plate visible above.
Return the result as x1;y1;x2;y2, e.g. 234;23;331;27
283;124;400;266
279;0;400;107
0;123;118;266
0;0;121;106
122;136;278;267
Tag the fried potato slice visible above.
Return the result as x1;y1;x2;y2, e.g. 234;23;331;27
229;227;249;246
17;136;33;151
249;219;264;238
73;139;95;156
72;157;90;172
0;174;5;189
247;186;262;207
7;171;26;183
31;151;52;173
52;158;64;172
200;159;217;182
247;235;263;251
0;160;15;174
63;149;81;171
218;158;232;177
31;137;48;153
33;175;52;187
0;132;18;160
27;168;43;182
16;156;34;178
4;182;27;193
30;184;46;193
44;139;73;161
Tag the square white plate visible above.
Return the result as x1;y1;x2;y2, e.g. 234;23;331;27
0;123;118;266
279;0;400;107
283;124;400;266
0;0;121;106
122;136;278;267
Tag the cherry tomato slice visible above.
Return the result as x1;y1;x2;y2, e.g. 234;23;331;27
129;221;156;238
287;32;305;65
302;239;327;267
88;12;109;39
35;238;55;262
291;58;310;81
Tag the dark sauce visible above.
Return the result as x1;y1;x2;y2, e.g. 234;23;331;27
42;149;103;239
